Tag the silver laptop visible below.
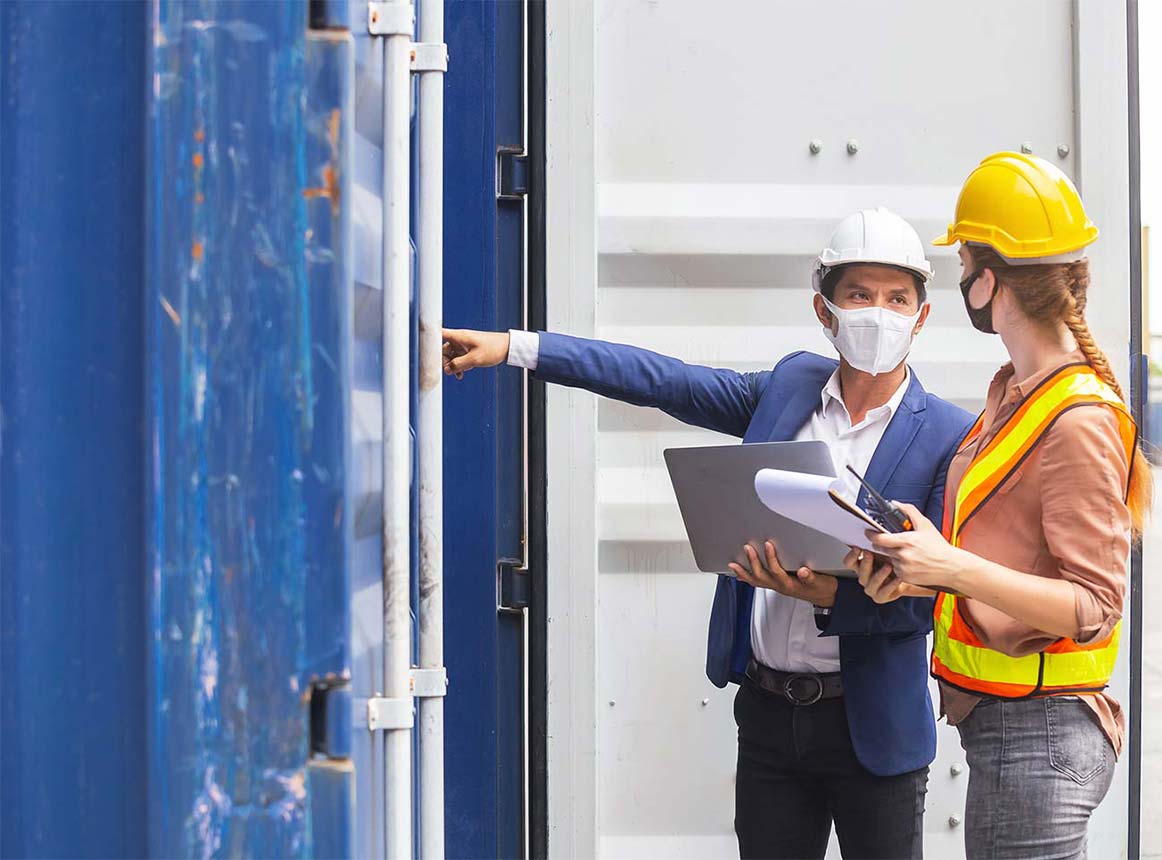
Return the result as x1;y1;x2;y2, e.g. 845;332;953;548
662;440;855;577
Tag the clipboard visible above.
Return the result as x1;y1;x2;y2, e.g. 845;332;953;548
827;489;891;537
830;487;960;597
753;468;882;552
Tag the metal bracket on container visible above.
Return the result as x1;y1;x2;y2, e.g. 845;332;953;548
367;0;415;36
497;557;530;612
410;43;448;73
410;667;448;698
366;696;414;731
496;149;529;201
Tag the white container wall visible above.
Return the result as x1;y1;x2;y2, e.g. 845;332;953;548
546;1;1134;858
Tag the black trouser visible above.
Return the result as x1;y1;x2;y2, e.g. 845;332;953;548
734;679;928;860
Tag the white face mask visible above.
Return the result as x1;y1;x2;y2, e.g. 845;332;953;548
822;297;922;376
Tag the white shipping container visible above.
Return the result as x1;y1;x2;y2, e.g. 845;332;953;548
545;1;1136;858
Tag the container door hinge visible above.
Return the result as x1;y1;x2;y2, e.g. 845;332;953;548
310;682;353;758
497;148;529;200
498;557;529;612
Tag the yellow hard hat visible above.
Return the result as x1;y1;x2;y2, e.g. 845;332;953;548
933;152;1098;262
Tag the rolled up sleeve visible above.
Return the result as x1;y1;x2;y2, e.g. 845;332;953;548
1040;406;1132;644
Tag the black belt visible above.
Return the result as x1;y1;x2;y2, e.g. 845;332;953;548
746;659;843;706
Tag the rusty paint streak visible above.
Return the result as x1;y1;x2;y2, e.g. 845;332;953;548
192;152;204;169
192;241;204;260
160;295;182;327
194;128;205;142
301;109;342;216
302;165;340;216
195;193;205;204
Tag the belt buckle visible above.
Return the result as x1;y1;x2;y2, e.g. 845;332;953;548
783;673;824;706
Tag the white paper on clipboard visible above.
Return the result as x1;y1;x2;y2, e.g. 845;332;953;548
753;468;886;552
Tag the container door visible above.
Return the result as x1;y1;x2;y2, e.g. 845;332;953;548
442;0;531;856
348;0;531;854
547;1;1137;858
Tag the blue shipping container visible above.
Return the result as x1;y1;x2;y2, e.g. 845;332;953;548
1;1;530;856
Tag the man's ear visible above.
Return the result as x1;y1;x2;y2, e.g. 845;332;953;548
813;293;835;332
913;302;932;335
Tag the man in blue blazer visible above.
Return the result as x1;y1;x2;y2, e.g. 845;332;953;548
443;208;974;860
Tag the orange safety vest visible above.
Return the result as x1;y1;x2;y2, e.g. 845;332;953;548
932;362;1137;699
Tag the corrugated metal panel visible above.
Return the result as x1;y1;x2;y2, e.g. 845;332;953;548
347;1;392;854
586;2;1109;858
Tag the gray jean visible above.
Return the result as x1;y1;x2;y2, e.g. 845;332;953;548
957;696;1116;860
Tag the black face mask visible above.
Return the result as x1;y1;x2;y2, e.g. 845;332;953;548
959;269;997;334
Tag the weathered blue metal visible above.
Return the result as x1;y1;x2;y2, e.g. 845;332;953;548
1;3;150;857
146;3;352;856
3;0;526;854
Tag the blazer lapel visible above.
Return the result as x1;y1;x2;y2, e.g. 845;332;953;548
763;381;822;442
860;370;927;504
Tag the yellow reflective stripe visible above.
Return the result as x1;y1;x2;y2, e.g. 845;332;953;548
939;626;1043;686
932;593;954;671
934;594;1121;690
938;626;1120;688
951;370;1123;542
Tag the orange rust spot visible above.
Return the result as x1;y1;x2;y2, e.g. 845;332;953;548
192;242;203;260
195;193;205;204
192;152;204;169
327;109;340;149
194;129;205;142
302;165;341;216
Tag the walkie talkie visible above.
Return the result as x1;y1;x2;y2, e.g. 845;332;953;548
845;465;915;533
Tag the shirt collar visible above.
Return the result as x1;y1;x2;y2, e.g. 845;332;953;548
988;349;1088;405
820;366;911;425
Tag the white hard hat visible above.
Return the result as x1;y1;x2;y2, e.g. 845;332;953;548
812;207;934;292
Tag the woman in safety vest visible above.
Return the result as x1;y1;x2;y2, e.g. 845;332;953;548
848;151;1153;859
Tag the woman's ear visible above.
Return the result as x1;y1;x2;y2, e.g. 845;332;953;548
968;268;999;311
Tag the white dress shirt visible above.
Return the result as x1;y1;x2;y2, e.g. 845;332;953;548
505;329;910;674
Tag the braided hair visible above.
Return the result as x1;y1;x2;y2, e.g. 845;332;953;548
969;246;1153;537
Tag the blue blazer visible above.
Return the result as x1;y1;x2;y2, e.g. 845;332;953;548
532;333;975;777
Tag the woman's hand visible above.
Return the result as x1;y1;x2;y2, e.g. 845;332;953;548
442;329;510;378
843;546;933;604
867;502;967;590
729;540;838;607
